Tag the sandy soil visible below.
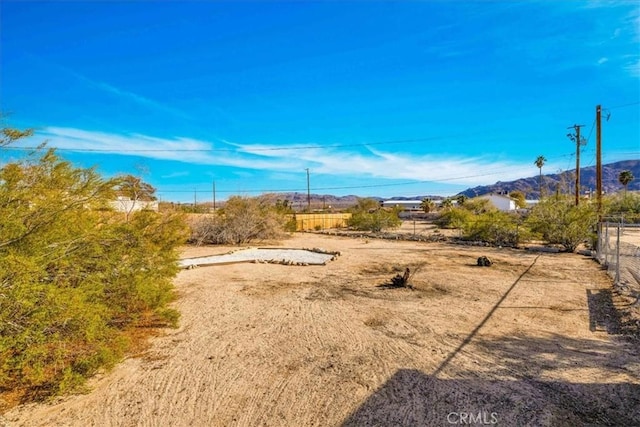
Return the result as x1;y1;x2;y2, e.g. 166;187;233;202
3;232;639;426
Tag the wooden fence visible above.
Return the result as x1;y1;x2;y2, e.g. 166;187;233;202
290;213;352;231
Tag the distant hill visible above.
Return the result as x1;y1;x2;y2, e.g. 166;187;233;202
261;160;638;208
273;193;369;210
458;160;640;199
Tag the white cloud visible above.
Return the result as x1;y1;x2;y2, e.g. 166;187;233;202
25;127;547;187
34;127;296;171
598;57;609;65
31;129;632;195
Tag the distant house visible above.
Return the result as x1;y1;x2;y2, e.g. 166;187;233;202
381;200;424;212
110;196;158;213
477;194;517;212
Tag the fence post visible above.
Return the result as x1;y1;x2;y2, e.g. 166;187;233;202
596;222;601;261
604;222;609;266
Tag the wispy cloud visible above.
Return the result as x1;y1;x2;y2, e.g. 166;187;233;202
24;52;192;120
89;79;192;120
582;0;640;10
623;59;640;77
34;127;294;171
28;127;548;186
497;2;640;78
161;171;190;179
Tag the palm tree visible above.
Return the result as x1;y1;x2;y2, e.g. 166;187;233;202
534;155;546;198
618;170;634;197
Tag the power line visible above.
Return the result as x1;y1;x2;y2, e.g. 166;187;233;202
584;118;597;169
156;153;639;197
585;118;596;144
152;162;572;195
606;101;640;110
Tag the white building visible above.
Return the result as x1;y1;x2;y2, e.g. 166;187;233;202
477;194;517;212
381;200;424;211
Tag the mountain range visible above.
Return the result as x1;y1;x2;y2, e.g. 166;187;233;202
457;159;639;199
275;160;639;208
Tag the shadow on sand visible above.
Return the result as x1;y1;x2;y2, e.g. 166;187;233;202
341;366;639;426
343;257;639;426
343;332;639;426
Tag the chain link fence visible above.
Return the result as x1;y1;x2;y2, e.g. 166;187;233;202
596;222;640;291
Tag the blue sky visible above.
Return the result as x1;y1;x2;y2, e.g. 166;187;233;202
1;1;639;202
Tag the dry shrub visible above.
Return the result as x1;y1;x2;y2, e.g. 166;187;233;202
190;195;289;245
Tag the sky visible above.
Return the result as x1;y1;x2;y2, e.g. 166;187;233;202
1;1;639;203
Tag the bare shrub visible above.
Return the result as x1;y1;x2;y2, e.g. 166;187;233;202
190;195;289;245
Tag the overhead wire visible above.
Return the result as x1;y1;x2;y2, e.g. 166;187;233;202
584;118;597;169
606;101;640;110
151;154;603;196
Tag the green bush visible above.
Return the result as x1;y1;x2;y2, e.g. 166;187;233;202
346;198;401;232
604;193;640;223
526;197;597;251
464;211;523;246
0;141;188;400
435;205;523;246
434;207;473;229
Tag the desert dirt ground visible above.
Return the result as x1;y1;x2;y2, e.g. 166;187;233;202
3;231;639;426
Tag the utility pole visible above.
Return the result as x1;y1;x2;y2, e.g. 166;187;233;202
305;168;311;211
212;180;216;211
567;124;585;206
596;105;602;216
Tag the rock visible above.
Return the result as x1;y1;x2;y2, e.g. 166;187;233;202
477;256;492;267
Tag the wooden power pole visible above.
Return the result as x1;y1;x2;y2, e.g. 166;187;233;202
596;105;602;215
305;168;311;211
567;124;585;206
212;180;216;211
